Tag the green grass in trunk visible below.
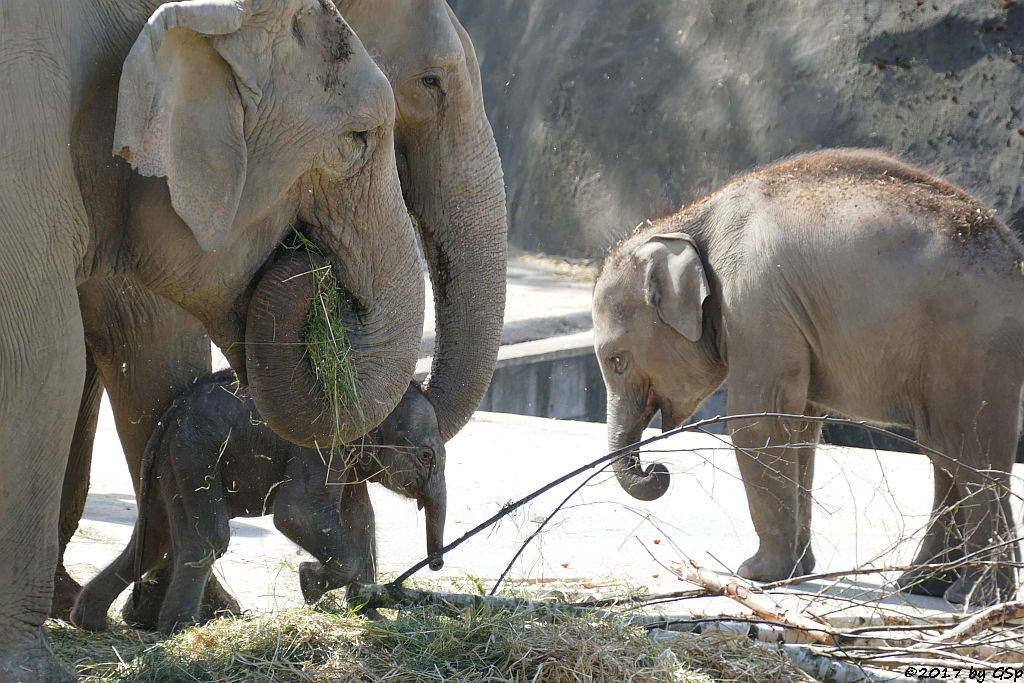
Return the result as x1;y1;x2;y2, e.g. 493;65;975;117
288;231;363;445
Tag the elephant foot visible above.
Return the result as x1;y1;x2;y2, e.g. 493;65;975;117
0;630;75;683
121;573;163;630
198;573;241;621
737;551;806;582
50;564;83;620
300;564;384;620
358;606;385;621
69;595;112;633
343;583;384;621
299;562;329;604
123;569;239;630
896;565;959;598
942;566;1018;606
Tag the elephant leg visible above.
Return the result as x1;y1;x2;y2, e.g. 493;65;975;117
79;278;211;482
897;464;965;597
912;374;1021;605
942;469;1018;606
795;415;821;576
727;346;814;582
275;475;376;609
0;272;85;681
159;494;231;634
78;278;237;620
122;565;241;630
52;352;104;619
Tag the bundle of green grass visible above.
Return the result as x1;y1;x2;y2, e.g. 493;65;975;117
291;232;363;445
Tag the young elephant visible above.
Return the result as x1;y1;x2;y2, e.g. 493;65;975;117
594;148;1024;605
71;372;446;633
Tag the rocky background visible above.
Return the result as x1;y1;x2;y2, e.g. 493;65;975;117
450;0;1024;257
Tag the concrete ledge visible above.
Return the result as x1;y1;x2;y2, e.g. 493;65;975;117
417;330;595;378
418;331;604;422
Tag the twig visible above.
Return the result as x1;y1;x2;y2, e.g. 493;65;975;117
675;561;837;645
489;461;616;595
839;644;999;668
920;600;1024;646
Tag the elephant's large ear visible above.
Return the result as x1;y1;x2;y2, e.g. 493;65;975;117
114;0;259;252
637;232;709;342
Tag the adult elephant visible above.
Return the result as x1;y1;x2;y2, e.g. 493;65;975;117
0;0;429;678
50;0;509;625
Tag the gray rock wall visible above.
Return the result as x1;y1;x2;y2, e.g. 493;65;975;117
451;0;1024;257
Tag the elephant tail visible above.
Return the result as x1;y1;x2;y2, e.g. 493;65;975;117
131;403;174;610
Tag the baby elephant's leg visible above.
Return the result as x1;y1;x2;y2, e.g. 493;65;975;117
275;473;376;605
157;492;231;633
123;565;240;630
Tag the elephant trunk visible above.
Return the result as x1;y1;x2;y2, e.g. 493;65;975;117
405;103;507;442
608;398;670;501
421;474;447;571
245;186;424;447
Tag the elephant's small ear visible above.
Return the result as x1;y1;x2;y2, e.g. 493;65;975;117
638;232;709;342
114;0;254;252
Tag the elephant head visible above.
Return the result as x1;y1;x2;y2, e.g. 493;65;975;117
113;0;424;446
338;0;508;441
593;231;728;500
356;382;447;570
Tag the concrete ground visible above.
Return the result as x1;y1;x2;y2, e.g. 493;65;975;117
64;251;1024;626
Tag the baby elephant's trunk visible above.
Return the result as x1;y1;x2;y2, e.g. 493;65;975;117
421;474;446;571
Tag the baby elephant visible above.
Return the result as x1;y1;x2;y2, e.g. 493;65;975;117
595;149;1024;605
71;371;445;633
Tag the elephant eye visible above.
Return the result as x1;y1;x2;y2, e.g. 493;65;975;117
421;75;442;91
418;448;434;465
609;354;629;374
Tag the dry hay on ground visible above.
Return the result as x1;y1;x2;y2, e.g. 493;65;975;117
47;601;809;682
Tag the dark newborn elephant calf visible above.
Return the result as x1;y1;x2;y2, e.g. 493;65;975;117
71;370;446;633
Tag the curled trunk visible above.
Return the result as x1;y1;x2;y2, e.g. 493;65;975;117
608;399;670;501
612;449;670;502
245;250;418;447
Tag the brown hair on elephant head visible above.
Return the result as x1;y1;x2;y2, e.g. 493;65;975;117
112;0;425;447
338;0;509;442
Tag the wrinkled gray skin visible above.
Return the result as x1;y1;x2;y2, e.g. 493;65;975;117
70;375;446;634
52;0;508;625
0;1;428;678
594;149;1024;606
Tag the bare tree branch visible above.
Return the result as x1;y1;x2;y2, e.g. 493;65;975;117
919;600;1024;646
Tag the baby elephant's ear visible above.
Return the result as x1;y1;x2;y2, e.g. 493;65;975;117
637;232;709;342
